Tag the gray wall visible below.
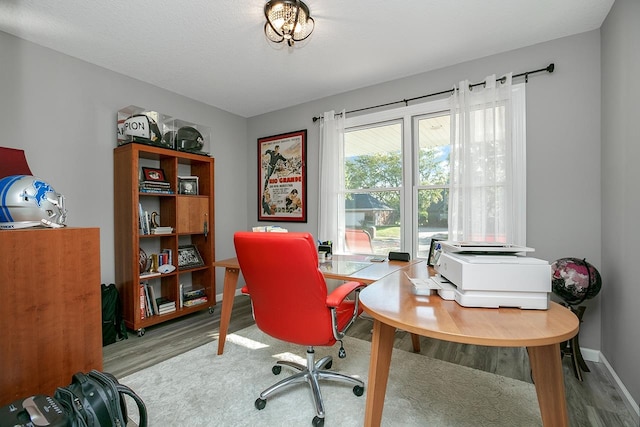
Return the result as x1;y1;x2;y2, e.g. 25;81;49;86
248;31;604;350
2;5;637;409
601;0;640;408
0;31;249;289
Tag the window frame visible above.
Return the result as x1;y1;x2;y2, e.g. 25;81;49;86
342;83;525;257
345;98;450;256
412;110;451;257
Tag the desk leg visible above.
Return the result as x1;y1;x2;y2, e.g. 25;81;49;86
410;333;421;353
528;344;569;427
364;319;396;427
217;267;240;355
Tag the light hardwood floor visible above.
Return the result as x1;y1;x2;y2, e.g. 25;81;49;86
103;296;637;427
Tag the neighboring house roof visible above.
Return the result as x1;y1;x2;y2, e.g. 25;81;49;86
345;194;393;211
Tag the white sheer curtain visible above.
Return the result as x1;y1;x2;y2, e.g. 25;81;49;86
449;73;527;245
318;110;346;250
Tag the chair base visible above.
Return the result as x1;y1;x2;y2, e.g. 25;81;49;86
255;346;364;423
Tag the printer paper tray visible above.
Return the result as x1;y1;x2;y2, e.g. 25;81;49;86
436;281;549;310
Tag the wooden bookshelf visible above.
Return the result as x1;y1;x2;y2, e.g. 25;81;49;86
114;143;215;336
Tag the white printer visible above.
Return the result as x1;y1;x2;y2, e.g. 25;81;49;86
432;242;551;310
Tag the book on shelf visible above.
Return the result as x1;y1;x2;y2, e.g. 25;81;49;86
139;188;175;194
158;302;175;311
140;180;171;189
147;284;159;315
138;203;151;235
179;283;184;308
158;305;176;315
155;296;176;309
140;271;161;279
139;210;176;236
152;227;173;235
139;179;174;195
162;249;173;265
138;203;144;233
138;209;151;235
142;282;154;316
183;296;208;307
183;287;206;300
139;283;146;319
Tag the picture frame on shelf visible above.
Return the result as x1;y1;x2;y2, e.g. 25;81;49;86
177;244;205;269
178;176;199;195
142;167;167;182
258;129;307;223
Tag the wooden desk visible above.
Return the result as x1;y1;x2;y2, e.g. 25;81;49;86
212;255;419;355
359;261;580;427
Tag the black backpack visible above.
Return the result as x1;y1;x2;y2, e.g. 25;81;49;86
55;370;147;427
101;283;128;346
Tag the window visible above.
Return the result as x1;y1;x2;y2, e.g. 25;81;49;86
337;82;525;258
343;99;452;257
415;113;450;257
344;121;403;254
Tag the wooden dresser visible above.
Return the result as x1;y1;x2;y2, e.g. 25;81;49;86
0;227;102;405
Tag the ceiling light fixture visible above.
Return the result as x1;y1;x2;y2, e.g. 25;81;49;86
264;0;315;47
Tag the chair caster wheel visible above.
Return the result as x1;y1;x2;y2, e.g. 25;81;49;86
324;361;332;369
137;328;145;337
353;385;364;396
255;398;266;410
272;365;282;375
312;415;324;426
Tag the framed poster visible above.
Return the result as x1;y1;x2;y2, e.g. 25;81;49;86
258;129;307;222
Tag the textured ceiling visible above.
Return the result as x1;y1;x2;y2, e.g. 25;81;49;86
0;0;614;118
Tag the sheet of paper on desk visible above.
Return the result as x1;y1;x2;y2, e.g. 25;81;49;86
406;274;446;295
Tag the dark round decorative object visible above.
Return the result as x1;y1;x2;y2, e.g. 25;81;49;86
551;257;602;306
139;248;150;273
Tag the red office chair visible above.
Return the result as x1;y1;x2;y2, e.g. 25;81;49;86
345;228;374;254
234;231;366;427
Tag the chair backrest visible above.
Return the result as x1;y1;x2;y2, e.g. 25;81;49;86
0;147;33;179
234;231;336;346
345;228;373;253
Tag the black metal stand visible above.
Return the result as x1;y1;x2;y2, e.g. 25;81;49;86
560;305;590;381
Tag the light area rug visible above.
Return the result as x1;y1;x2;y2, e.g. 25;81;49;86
120;324;542;426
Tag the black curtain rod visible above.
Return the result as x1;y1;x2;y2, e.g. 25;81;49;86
312;63;555;122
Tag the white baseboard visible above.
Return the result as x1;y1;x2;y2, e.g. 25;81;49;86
580;347;600;363
215;288;245;302
583;347;639;423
